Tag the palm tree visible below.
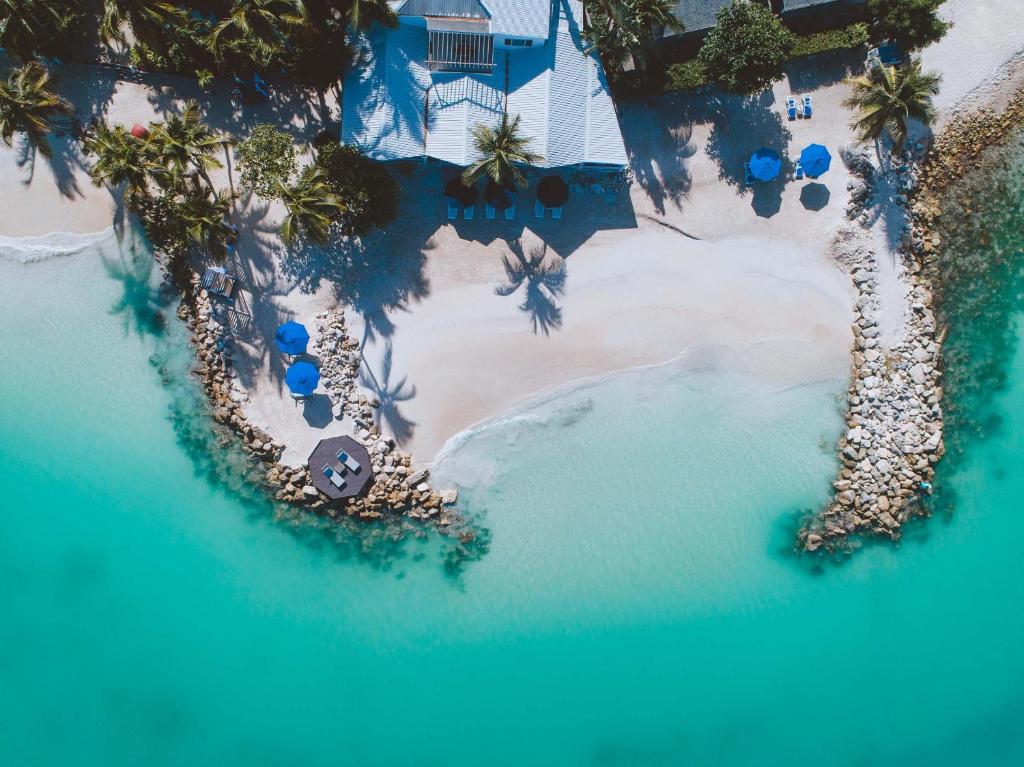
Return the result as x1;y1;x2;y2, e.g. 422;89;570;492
0;62;71;157
843;58;941;156
584;0;682;73
343;0;399;31
463;113;542;189
278;167;344;244
207;0;306;66
0;0;63;61
149;100;228;191
175;188;237;258
82;122;159;198
100;0;187;48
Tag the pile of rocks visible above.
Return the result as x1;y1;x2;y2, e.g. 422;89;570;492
310;310;374;425
801;228;944;552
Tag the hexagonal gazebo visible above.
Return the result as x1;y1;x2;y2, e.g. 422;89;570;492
307;436;374;501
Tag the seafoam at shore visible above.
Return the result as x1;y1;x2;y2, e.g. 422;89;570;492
0;228;116;263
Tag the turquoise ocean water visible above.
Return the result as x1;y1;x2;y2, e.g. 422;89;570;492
1;133;1023;764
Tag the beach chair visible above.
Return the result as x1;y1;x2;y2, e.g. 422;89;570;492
551;206;563;220
337;450;362;473
323;465;347;490
535;200;545;218
802;95;813;119
795;161;804;180
743;162;754;186
463;205;474;220
447;200;458;220
786;96;797;121
485;202;496;219
504;203;516;221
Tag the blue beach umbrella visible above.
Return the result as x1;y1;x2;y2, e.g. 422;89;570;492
285;361;320;396
799;143;832;178
749;148;782;182
274;321;310;355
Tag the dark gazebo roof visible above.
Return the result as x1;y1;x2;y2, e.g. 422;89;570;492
307;436;374;501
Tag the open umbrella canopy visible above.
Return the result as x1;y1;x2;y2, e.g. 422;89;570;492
537;175;569;208
799;144;832;178
749;148;782;182
285;361;320;396
274;321;310;355
485;180;515;210
444;177;477;207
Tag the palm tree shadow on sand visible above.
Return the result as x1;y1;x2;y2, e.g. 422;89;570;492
359;341;417;446
495;239;567;336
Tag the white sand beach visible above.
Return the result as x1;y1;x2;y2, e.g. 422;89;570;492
3;0;1024;468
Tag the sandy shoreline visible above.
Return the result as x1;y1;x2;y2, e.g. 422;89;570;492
2;0;1023;474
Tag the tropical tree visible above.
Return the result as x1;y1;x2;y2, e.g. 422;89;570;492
174;188;238;258
0;62;71;157
235;123;297;198
866;0;950;51
697;1;794;95
82;122;159;197
149;100;228;191
100;0;188;48
462;112;542;189
278;166;345;244
843;58;941;155
0;0;66;60
342;0;399;32
314;142;398;236
206;0;306;69
584;0;683;74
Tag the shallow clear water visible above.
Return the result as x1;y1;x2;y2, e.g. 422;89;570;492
1;137;1023;765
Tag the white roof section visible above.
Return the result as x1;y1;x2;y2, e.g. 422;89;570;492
343;0;627;169
484;0;551;41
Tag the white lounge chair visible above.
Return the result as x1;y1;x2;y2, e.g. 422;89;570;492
504;203;515;221
485;202;496;219
551;206;563;220
337;450;361;473
463;205;474;220
535;200;545;218
323;465;346;490
447;200;458;220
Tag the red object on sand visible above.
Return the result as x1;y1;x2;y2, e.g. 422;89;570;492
130;123;149;139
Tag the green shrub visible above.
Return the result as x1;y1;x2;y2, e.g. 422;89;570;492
314;144;399;237
665;60;708;91
791;23;870;58
235;125;298;200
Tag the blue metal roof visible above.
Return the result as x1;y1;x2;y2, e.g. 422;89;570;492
343;0;627;169
670;0;734;33
397;0;489;19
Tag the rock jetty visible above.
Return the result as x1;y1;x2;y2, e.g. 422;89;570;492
180;280;460;528
800;80;1024;552
801;224;944;552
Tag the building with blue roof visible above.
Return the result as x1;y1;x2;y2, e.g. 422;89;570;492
341;0;628;171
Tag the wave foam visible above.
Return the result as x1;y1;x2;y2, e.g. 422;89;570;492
0;228;116;264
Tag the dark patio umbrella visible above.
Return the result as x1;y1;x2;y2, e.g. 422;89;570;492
537;175;569;208
274;321;310;355
800;182;831;211
749;148;782;182
485;180;515;210
444;177;477;208
799;144;832;178
285;361;320;396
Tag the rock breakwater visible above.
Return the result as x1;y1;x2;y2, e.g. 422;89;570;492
801;225;944;552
